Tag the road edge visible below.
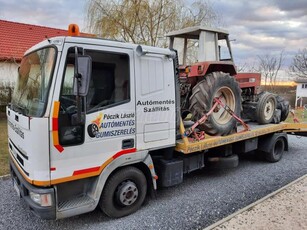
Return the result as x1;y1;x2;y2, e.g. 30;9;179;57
0;174;10;181
204;174;307;230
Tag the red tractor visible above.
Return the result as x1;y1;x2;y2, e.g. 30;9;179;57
167;26;289;136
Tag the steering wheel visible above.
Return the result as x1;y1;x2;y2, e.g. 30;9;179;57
65;105;77;115
60;96;76;113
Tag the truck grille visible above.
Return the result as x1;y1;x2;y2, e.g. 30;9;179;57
9;139;29;176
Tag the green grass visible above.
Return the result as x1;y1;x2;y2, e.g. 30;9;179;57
285;108;307;123
0;118;9;176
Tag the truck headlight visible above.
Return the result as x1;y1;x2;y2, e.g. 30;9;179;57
29;192;52;207
249;78;256;83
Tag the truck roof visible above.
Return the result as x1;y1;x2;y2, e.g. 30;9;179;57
25;36;175;57
166;26;229;40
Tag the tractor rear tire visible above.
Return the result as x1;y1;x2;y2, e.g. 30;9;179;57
256;92;277;124
189;72;242;136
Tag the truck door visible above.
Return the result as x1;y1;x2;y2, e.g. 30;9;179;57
134;51;176;150
50;44;136;182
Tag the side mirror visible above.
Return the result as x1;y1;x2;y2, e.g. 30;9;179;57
73;55;92;96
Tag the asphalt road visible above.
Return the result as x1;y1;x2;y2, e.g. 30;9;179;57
0;135;306;230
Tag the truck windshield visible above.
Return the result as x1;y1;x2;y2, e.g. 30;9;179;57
11;47;56;117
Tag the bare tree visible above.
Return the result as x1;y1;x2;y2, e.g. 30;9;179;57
237;61;258;73
290;48;307;78
257;51;284;91
86;0;220;47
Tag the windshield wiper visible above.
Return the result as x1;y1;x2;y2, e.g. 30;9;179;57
12;103;29;115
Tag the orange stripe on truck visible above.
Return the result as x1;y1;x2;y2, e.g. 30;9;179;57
52;101;60;118
50;148;136;185
70;148;137;177
52;101;64;153
12;132;137;186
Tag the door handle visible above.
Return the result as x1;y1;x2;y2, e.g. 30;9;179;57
122;139;134;149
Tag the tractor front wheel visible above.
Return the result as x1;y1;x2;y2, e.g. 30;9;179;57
256;92;277;124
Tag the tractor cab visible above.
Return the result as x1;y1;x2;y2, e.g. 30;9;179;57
167;26;237;80
167;26;234;66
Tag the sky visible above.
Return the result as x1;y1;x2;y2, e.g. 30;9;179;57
212;0;307;70
0;0;306;74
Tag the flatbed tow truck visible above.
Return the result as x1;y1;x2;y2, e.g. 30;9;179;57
7;24;307;220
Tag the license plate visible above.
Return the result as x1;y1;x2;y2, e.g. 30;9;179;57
13;179;21;197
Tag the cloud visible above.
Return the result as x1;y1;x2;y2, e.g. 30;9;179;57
272;0;307;12
0;0;305;69
0;0;86;30
212;0;307;68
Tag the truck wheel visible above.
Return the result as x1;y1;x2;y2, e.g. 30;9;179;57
264;137;285;162
256;92;277;124
276;95;290;122
189;72;242;136
99;166;147;218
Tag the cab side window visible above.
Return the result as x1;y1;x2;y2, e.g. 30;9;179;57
85;50;130;113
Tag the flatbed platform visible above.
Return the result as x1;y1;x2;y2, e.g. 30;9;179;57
176;121;307;154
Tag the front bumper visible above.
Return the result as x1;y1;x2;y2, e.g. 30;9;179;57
10;159;56;220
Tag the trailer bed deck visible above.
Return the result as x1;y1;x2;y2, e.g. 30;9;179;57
175;121;307;154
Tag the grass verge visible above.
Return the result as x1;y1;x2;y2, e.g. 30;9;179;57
285;108;307;123
0;118;9;176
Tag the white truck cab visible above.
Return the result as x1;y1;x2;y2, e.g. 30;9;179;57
7;34;178;219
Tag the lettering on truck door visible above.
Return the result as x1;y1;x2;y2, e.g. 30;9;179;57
135;53;176;151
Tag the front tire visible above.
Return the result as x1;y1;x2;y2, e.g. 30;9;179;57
189;72;242;136
99;167;147;218
256;92;277;124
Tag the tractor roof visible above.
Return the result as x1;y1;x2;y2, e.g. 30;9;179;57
166;26;229;40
